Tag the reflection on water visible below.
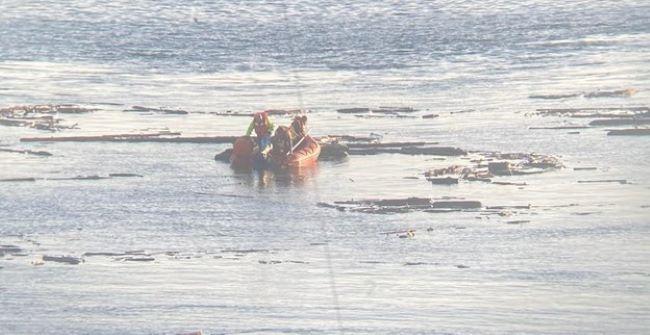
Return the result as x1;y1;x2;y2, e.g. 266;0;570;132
232;164;320;189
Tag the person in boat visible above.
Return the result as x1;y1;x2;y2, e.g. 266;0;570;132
289;115;307;141
245;111;275;157
269;115;308;162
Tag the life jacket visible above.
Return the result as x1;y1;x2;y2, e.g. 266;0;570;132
253;112;271;137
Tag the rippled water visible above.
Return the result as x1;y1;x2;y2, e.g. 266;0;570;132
1;1;649;334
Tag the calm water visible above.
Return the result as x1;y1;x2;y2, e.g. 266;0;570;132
1;1;649;334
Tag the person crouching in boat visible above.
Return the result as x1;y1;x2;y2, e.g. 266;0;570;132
245;111;275;158
290;115;307;141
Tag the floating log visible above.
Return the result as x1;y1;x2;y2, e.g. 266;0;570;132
401;146;467;156
0;245;23;257
354;114;417;119
422;114;439;119
48;175;108;181
569;112;650;119
21;133;237;144
529;88;638;100
126;106;188;115
325;135;378;143
428;177;459;185
0;104;99;114
374;197;432;207
0;118;30;127
0;148;52;156
347;141;436;148
0;177;37;182
120;256;155;262
1;174;142;182
318;143;349;160
42;255;83;265
485;205;531;210
207;112;253;117
210;109;303;116
529;126;589;130
529;93;581;100
337;107;370;114
492;181;527;186
607;128;650;136
578;179;628;184
371;107;417;114
536;107;649;114
488;162;512;176
584;88;638;98
108;173;143;178
349;146;466;156
450;109;475;115
83;252;127;257
589;118;650;126
430;201;482;209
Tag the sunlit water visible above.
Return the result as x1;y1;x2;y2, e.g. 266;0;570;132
1;1;649;334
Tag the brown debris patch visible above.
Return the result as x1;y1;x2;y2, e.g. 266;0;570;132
424;152;562;185
1;104;99;115
0;104;91;131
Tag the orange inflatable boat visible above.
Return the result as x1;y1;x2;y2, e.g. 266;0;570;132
229;135;321;169
273;135;321;168
229;136;256;169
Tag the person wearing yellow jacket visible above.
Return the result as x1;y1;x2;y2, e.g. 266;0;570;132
245;111;274;156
